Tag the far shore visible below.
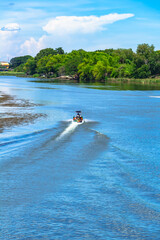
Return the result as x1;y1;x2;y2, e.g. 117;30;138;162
1;71;160;86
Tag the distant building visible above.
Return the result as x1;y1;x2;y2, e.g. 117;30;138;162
0;61;9;69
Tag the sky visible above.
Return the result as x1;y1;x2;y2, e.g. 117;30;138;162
0;0;160;61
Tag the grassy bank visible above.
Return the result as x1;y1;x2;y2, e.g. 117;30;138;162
0;71;26;77
106;77;160;85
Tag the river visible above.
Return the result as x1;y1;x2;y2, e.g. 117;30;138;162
0;76;160;239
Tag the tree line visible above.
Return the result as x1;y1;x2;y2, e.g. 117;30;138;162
10;44;160;81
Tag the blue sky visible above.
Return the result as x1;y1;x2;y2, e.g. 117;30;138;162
0;0;160;60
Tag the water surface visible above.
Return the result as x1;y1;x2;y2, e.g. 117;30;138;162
1;76;160;239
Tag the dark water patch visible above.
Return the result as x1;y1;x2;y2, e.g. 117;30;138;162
33;86;58;90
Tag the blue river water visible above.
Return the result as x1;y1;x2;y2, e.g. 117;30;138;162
1;76;160;239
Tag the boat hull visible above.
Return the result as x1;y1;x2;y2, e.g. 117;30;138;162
72;119;84;124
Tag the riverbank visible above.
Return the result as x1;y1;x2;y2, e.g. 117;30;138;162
30;77;160;86
106;77;160;85
0;91;45;132
1;71;160;86
0;71;26;77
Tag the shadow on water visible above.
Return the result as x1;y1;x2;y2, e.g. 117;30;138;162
0;120;109;205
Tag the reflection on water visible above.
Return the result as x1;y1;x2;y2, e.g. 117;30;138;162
81;82;160;91
31;78;160;90
1;76;160;240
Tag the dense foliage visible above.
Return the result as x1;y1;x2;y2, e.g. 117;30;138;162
35;47;64;60
10;55;32;68
12;44;160;81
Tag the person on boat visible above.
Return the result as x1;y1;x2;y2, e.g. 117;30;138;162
76;112;80;119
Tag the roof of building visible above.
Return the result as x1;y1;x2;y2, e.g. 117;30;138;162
0;61;9;65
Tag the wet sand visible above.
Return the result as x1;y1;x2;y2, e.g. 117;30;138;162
0;92;45;132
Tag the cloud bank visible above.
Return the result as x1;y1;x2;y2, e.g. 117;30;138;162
43;13;134;35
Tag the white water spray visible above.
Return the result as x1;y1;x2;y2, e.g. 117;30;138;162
57;121;79;140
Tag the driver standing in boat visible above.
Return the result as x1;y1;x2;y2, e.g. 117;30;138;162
76;112;80;119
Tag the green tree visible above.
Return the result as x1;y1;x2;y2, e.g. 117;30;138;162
55;47;64;55
92;61;107;81
10;55;32;68
78;52;109;82
24;58;37;75
36;56;50;74
14;63;25;72
132;44;156;78
35;47;64;60
136;43;154;61
46;55;64;77
64;49;86;75
136;64;151;78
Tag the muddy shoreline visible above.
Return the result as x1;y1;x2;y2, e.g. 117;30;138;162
0;92;45;133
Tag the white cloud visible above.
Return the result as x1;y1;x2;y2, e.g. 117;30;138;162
0;30;20;60
43;13;134;35
0;13;134;59
20;36;47;56
19;13;134;56
0;23;21;31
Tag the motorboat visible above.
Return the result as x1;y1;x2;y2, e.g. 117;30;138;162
73;111;83;123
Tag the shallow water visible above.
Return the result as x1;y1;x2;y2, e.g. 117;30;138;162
1;76;160;239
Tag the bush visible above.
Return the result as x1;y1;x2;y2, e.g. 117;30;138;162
33;74;40;78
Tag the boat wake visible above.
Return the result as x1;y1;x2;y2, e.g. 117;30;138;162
57;121;79;140
0;117;109;205
58;118;98;139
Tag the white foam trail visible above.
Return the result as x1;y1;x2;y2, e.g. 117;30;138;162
84;119;94;122
57;121;78;140
149;96;160;98
66;119;73;122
